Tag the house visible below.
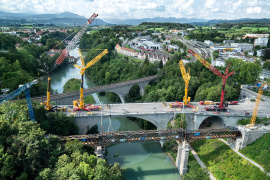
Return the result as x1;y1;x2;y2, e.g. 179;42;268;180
67;56;75;63
119;47;138;57
138;50;171;65
115;44;121;53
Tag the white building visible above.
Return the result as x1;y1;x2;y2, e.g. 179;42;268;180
254;38;268;47
212;60;225;67
231;43;253;52
142;41;161;50
204;40;214;46
229;54;246;61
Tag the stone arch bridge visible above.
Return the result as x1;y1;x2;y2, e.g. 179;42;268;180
32;75;157;104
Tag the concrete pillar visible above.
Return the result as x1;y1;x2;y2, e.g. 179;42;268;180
176;141;190;175
95;146;104;159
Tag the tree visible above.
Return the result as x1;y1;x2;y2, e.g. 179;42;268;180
261;48;270;61
263;61;270;70
244;51;248;56
253;50;257;56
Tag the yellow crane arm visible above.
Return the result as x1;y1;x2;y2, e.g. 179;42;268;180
250;83;270;127
179;60;191;105
85;49;108;69
78;49;86;67
179;60;190;84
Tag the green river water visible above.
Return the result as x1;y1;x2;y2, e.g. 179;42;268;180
48;47;181;180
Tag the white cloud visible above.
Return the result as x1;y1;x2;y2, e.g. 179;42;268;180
0;0;269;20
246;7;262;14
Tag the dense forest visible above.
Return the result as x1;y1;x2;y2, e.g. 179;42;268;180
0;32;75;96
0;101;124;179
139;22;194;29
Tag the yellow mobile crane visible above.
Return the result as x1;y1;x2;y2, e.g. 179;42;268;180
73;49;108;111
170;60;195;108
248;83;270;128
179;60;194;107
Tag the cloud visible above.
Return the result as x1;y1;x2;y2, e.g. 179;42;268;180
0;0;269;20
246;7;262;14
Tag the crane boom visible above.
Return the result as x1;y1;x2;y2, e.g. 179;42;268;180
249;83;270;127
44;13;98;111
51;13;98;72
179;60;191;106
73;49;108;110
0;80;37;122
188;49;234;110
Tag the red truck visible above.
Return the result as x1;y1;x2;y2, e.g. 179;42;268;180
169;101;183;108
229;101;238;105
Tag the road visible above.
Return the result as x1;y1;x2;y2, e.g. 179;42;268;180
60;100;269;119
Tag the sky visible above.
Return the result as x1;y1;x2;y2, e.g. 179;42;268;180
0;0;270;20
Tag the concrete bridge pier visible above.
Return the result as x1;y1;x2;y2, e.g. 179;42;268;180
235;125;270;150
175;141;190;175
95;146;105;159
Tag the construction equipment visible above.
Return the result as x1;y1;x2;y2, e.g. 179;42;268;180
43;13;98;111
179;60;194;108
229;101;238;105
248;83;270;128
0;80;38;122
73;49;108;111
188;49;234;111
170;101;183;108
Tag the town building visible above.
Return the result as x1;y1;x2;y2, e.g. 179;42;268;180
120;47;138;57
231;43;253;52
244;34;269;39
138;50;171;65
167;44;179;52
141;41;161;50
254;38;268;47
228;53;246;61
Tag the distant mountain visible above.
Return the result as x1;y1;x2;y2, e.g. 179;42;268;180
103;17;208;25
103;17;270;26
0;11;110;26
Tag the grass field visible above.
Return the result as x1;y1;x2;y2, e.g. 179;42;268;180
148;27;164;31
190;139;270;180
117;53;142;63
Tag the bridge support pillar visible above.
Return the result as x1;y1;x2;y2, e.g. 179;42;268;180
235;125;270;151
175;141;190;175
95;146;105;159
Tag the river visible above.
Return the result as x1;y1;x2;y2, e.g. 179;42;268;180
49;46;181;180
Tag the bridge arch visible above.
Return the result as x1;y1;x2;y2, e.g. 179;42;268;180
198;116;226;129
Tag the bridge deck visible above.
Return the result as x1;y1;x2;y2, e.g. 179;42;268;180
61;127;242;147
32;75;157;102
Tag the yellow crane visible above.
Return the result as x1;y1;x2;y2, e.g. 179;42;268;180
179;60;193;107
249;83;270;128
73;49;108;111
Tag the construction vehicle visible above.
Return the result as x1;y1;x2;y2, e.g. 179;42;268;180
199;101;214;105
179;60;195;108
56;106;67;111
73;49;108;111
248;83;270;128
43;13;98;111
188;49;234;112
229;101;238;105
170;101;183;108
0;80;38;122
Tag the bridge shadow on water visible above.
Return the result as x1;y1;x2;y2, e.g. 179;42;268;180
125;167;180;180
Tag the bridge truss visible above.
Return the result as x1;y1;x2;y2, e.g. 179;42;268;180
61;127;242;148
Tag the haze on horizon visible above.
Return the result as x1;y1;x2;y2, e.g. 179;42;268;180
0;0;270;20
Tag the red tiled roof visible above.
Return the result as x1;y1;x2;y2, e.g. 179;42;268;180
115;44;121;48
121;47;137;52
